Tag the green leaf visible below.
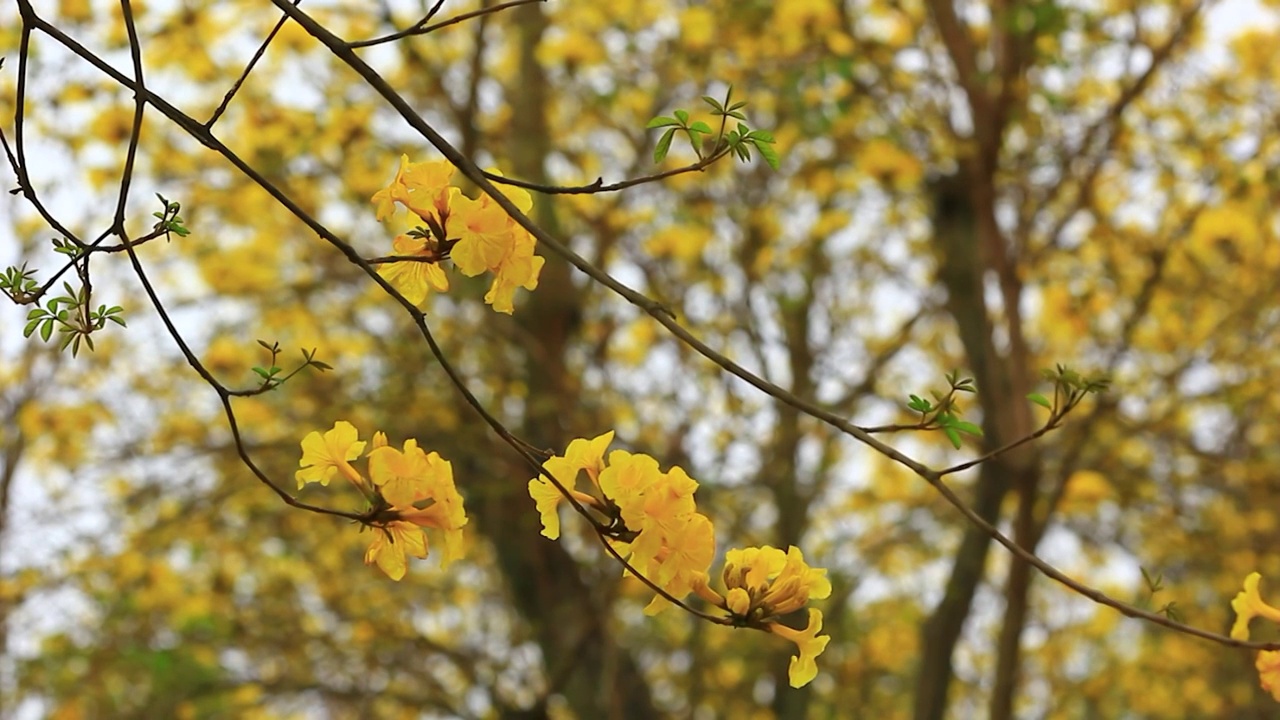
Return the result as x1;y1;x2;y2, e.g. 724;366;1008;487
252;367;271;379
747;129;775;142
310;361;333;371
674;109;690;125
943;426;963;449
108;316;127;327
22;318;39;337
1027;392;1051;409
654;128;676;163
757;141;780;170
689;121;713;134
646;116;679;129
701;95;724;112
40;319;53;342
952;420;983;437
1141;566;1162;590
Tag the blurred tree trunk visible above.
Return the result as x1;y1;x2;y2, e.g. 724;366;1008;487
474;4;659;719
915;169;1039;720
768;232;822;719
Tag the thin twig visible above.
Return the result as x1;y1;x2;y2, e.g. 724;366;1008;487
348;0;543;49
206;0;303;128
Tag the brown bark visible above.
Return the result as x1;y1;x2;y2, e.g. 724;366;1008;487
915;171;1039;720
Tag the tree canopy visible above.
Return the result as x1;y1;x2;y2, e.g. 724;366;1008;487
3;0;1280;718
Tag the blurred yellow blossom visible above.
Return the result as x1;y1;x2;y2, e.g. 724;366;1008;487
1259;651;1280;702
1230;572;1280;640
1231;572;1280;703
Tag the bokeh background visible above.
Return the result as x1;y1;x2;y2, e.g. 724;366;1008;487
3;0;1280;717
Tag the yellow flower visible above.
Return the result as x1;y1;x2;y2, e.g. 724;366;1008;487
295;421;366;489
715;546;830;620
1231;572;1280;640
398;159;456;220
768;608;830;688
371;154;456;223
483;230;544;314
378;234;449;306
367;439;431;508
640;512;716;615
563;431;614;484
598;450;662;528
1258;651;1280;702
364;521;427;581
374;157;542;314
450;194;514;277
528;458;574;540
368;444;467;569
527;432;615;539
371;154;409;221
628;466;700;574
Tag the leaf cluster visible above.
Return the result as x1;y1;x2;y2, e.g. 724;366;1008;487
647;86;779;170
22;280;125;357
245;339;332;394
904;371;983;449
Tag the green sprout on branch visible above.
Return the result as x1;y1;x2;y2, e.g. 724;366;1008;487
1028;364;1110;414
22;281;125;357
152;194;191;239
904;371;983;449
1138;567;1183;623
647;86;780;170
0;263;40;303
246;340;333;393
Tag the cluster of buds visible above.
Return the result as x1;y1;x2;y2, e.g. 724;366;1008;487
694;546;832;687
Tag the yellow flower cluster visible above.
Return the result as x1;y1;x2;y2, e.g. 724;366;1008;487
528;431;831;687
371;155;545;314
296;421;468;580
695;546;832;687
527;431;717;614
1231;572;1280;701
